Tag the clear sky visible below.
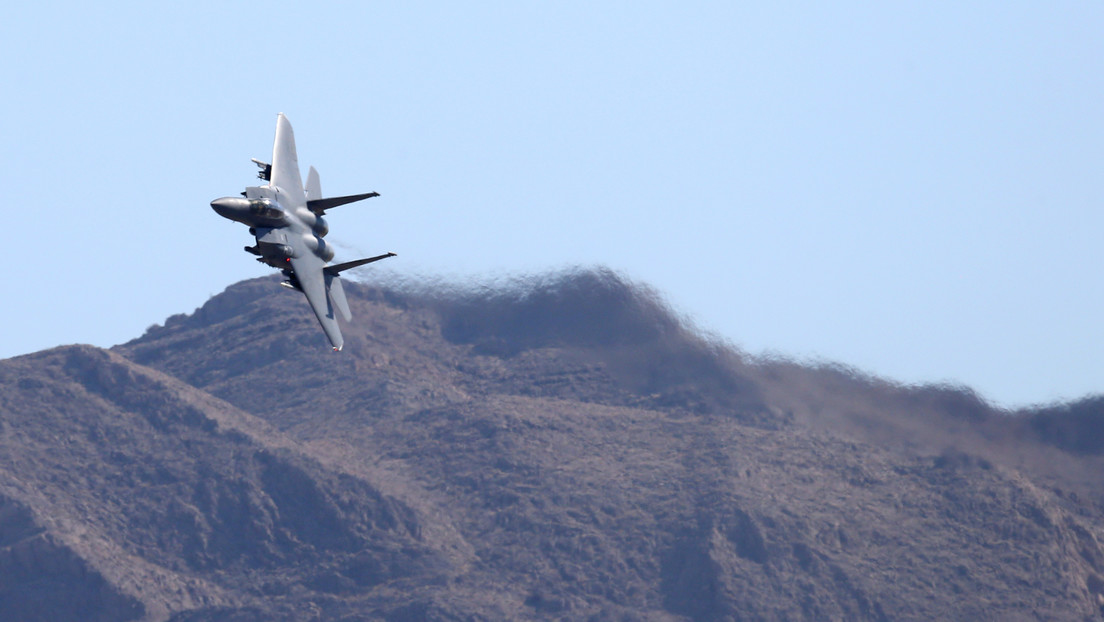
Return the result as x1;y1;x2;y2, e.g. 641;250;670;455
2;2;1101;407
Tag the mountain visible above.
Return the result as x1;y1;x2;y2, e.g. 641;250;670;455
2;268;1104;620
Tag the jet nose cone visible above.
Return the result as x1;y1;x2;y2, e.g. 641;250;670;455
211;196;249;218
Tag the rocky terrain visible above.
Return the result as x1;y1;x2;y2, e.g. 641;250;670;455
1;268;1104;620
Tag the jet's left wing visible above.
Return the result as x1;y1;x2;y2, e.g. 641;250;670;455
288;251;344;351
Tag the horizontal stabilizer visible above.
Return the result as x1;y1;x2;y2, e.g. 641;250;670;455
325;273;353;322
307;192;380;214
324;252;397;275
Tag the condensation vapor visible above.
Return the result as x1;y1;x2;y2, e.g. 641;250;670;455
366;266;1104;451
370;266;772;424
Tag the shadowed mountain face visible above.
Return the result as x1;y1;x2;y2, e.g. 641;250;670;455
3;268;1104;620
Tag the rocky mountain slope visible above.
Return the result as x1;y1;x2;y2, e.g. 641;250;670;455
2;269;1103;620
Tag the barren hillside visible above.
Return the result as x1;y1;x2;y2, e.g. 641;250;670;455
0;269;1102;620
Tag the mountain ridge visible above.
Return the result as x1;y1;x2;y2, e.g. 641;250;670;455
2;268;1104;620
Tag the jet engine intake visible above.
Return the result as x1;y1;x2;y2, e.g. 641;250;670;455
255;242;295;261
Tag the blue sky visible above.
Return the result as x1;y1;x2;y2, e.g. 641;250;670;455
2;2;1101;407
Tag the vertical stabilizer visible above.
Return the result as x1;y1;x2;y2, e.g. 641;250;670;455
305;166;322;202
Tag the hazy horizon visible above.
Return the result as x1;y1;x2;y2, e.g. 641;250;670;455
2;2;1101;407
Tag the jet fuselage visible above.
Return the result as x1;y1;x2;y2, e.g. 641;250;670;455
209;113;392;351
211;188;334;268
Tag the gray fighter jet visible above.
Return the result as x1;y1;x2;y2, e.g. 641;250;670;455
211;114;394;351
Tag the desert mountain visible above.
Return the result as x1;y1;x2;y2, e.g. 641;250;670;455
1;268;1103;620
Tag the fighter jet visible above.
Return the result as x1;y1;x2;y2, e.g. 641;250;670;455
211;113;394;351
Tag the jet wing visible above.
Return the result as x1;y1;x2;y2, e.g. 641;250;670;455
270;113;307;209
288;251;344;351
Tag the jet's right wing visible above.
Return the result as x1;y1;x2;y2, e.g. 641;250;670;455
288;251;344;351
